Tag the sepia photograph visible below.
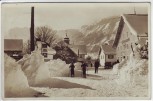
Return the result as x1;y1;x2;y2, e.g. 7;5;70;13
1;1;150;100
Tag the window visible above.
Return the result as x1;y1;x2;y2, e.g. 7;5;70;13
42;48;47;52
43;53;47;57
108;55;114;59
42;44;47;48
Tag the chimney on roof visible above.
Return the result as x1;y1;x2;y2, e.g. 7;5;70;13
30;7;35;52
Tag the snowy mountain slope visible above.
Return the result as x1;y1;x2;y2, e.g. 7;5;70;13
81;16;120;46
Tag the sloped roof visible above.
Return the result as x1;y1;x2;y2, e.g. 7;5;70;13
47;47;56;54
4;39;23;51
122;14;148;36
101;44;116;54
113;14;148;48
69;44;87;55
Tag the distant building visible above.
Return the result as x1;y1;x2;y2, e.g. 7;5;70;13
4;39;23;60
113;14;148;62
69;44;87;62
64;33;70;44
99;41;117;68
35;38;56;62
63;32;87;62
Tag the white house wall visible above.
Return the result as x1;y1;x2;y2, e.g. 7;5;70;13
99;50;105;67
117;23;138;62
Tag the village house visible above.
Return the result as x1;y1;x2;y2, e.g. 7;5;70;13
99;40;117;68
64;33;87;62
113;14;148;62
35;38;56;62
4;39;23;60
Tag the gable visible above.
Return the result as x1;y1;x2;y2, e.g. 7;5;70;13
122;14;148;36
113;14;148;48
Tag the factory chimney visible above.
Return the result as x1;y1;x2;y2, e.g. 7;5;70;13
30;7;35;52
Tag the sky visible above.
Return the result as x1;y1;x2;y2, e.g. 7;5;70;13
2;3;149;35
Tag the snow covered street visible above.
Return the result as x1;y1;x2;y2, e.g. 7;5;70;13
31;68;148;98
4;52;149;98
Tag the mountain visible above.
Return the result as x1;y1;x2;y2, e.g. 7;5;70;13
81;16;120;46
80;16;121;55
4;27;60;44
4;27;30;43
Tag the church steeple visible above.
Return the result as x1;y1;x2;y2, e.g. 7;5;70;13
64;31;70;44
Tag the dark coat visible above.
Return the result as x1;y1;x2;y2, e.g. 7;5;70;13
94;60;100;68
81;63;88;75
69;64;75;75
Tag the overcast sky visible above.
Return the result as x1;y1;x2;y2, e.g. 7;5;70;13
2;3;149;35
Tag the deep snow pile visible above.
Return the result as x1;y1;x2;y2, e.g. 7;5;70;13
18;51;70;85
113;59;127;75
43;59;69;77
4;54;35;97
113;52;148;87
18;51;50;85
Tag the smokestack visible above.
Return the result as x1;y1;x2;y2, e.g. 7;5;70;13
30;7;35;52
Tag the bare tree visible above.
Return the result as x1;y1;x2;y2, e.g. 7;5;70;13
35;26;57;46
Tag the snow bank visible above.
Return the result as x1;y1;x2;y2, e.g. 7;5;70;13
114;53;148;87
46;59;69;77
18;51;50;85
4;54;30;97
18;51;70;85
113;59;127;74
119;59;148;86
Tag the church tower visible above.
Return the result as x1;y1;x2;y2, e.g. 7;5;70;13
64;31;70;44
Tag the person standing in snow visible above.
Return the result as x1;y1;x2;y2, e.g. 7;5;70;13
94;59;100;73
69;62;75;77
81;61;88;78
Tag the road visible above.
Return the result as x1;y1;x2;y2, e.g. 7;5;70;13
31;68;148;98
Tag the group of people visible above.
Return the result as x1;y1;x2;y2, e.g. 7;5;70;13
69;60;100;78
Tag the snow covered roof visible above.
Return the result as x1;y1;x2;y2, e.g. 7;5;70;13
101;44;116;54
113;14;148;48
47;47;56;54
4;39;23;51
69;44;87;55
122;14;148;36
